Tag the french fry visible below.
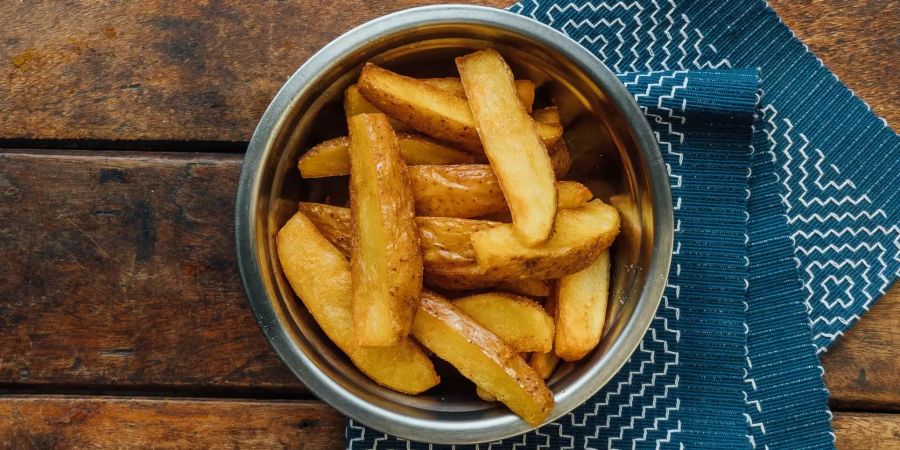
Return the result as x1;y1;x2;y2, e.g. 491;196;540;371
412;291;554;425
476;386;497;402
299;202;494;268
299;133;476;178
531;106;571;178
357;64;562;154
344;84;410;132
470;199;620;280
528;294;561;379
554;250;610;361
421;77;536;112
410;165;590;218
496;279;550;297
276;212;438;393
457;49;558;246
531;106;560;125
453;292;554;353
348;113;422;347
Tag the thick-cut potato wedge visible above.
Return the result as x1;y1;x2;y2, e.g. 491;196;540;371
531;107;571;178
497;279;550;297
529;294;560;379
476;386;497;402
554;250;610;361
276;212;438;393
470;199;620;280
410;165;590;218
299;134;476;178
453;293;554;353
421;77;536;113
549;85;584;127
299;202;495;267
357;64;562;154
348;113;422;347
457;49;557;246
412;291;554;425
344;84;410;132
531;106;561;125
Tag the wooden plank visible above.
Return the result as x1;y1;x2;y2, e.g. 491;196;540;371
0;396;894;449
1;0;895;144
833;412;900;450
0;0;507;143
0;150;303;393
823;284;900;411
769;0;900;128
2;150;898;407
0;396;344;449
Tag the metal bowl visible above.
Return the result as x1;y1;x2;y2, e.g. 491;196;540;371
236;4;672;444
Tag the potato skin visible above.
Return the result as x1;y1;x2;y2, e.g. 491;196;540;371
412;291;554;426
348;113;423;347
469;200;620;280
276;212;438;393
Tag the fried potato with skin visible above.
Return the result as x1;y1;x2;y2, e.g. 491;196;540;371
299;202;495;268
421;77;536;112
344;84;410;131
299;134;476;178
412;291;554;425
470;199;620;280
530;107;571;177
453;292;554;353
457;49;558;246
357;64;562;154
497;279;550;297
348;113;423;347
410;164;590;218
276;212;438;393
529;293;561;379
554;250;610;361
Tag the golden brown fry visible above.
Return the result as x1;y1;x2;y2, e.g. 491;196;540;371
496;279;550;297
531;106;561;125
276;212;438;393
357;64;562;154
410;165;589;218
299;134;476;178
348;113;422;347
549;139;572;179
412;291;554;425
421;77;536;113
457;49;558;246
453;292;554;353
554;250;610;361
470;199;620;280
299;202;494;267
529;294;561;379
297;202;579;294
344;84;410;131
476;386;497;402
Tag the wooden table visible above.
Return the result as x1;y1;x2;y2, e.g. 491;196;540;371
1;1;896;448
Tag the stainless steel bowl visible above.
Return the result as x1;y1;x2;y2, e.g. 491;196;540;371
236;4;672;444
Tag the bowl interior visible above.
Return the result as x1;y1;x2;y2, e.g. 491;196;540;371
244;16;667;442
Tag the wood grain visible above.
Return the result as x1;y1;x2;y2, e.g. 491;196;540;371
0;0;507;143
833;412;900;450
0;396;894;449
1;0;895;144
1;150;897;407
0;396;344;449
0;150;303;393
768;0;900;128
823;283;900;411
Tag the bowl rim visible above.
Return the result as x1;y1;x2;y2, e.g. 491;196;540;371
236;4;673;444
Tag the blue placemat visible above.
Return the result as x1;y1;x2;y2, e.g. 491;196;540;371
347;1;899;448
